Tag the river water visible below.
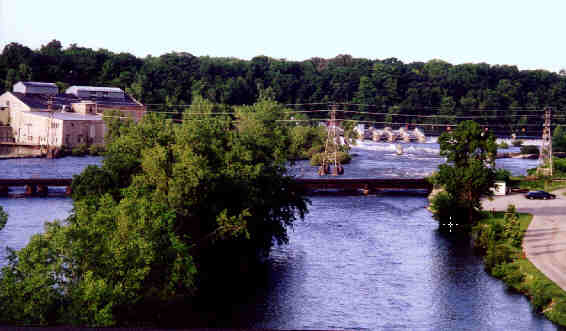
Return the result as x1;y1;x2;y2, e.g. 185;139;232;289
0;142;558;330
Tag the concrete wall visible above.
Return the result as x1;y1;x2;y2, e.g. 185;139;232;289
0;92;30;125
98;105;145;121
14;112;49;145
61;120;105;148
0;126;13;142
0;107;8;126
71;102;97;114
12;112;105;148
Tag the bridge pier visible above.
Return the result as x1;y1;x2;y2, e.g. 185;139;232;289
36;184;48;197
0;185;8;196
25;184;36;196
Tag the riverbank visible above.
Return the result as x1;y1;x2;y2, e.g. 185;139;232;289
480;189;566;326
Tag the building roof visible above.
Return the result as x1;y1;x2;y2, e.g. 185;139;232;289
66;86;124;93
10;92;142;110
12;92;78;110
19;81;58;88
23;110;103;121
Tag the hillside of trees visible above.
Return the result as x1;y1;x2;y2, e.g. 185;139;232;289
2;40;566;135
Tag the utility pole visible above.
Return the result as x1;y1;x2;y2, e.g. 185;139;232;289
538;107;553;177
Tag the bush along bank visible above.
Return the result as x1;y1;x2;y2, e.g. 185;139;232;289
472;205;566;326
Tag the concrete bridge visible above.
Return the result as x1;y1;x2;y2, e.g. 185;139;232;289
0;177;432;197
0;178;72;196
292;178;433;195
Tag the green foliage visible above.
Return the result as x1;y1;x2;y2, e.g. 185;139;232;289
71;143;89;156
553;125;566;153
485;242;515;272
497;141;509;149
495;168;511;183
430;191;467;226
0;99;309;326
531;278;554;312
0;207;6;231
434;120;497;225
341;120;359;146
71;165;117;200
88;144;105;156
288;125;326;160
103;109;132;144
471;211;566;326
554;158;566;176
310;151;351;166
520;145;540;155
4;40;566;127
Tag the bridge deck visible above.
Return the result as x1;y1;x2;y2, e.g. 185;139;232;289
292;178;432;193
0;177;433;196
0;178;72;186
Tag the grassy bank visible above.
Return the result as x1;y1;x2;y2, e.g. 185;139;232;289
510;176;566;192
472;210;566;326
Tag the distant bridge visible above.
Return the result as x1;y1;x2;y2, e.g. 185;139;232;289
0;177;433;197
292;178;433;195
0;178;72;196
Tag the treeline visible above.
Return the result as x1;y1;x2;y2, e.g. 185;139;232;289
2;40;566;131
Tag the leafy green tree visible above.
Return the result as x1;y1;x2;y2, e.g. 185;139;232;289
0;99;308;326
553;125;566;153
434;120;497;226
0;206;6;231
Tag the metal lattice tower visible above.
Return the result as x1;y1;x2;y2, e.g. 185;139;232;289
318;104;344;176
538;107;553;176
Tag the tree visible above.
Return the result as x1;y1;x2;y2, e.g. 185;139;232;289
0;206;6;231
553;125;566;153
433;120;497;227
0;100;308;326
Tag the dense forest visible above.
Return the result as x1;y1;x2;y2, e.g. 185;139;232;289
2;40;566;134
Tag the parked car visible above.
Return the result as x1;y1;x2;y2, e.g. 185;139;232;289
526;191;556;200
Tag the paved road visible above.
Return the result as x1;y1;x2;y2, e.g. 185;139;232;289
482;189;566;290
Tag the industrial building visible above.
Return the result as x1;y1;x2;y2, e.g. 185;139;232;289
0;81;145;149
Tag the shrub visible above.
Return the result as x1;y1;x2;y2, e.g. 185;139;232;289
531;278;554;312
429;191;470;230
512;140;524;147
306;145;323;158
520;145;540;155
554;158;566;175
89;144;105;156
495;168;511;183
310;152;351;166
500;263;524;288
485;242;514;272
71;144;89;156
497;142;509;149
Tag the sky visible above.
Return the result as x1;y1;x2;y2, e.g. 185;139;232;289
1;0;564;72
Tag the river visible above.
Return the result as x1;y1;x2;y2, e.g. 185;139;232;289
0;142;558;330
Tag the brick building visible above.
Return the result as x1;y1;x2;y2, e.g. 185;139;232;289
0;81;145;148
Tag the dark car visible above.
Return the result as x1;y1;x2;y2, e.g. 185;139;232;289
526;191;556;200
